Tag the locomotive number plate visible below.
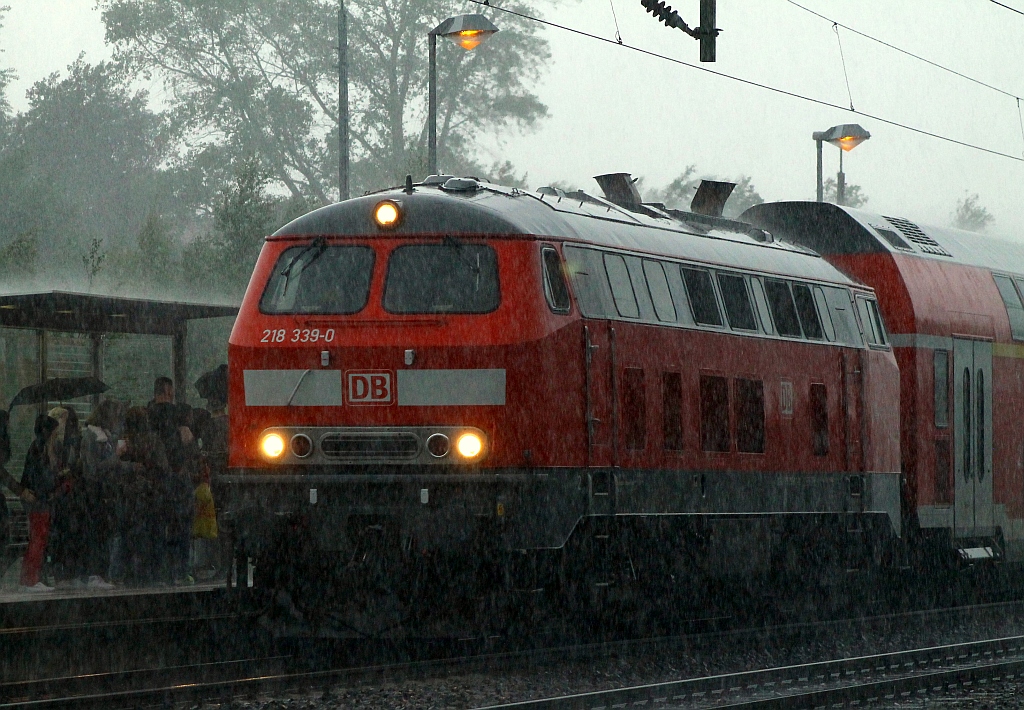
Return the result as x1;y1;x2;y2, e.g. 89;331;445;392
347;370;394;405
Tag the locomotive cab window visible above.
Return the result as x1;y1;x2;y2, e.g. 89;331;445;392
681;267;724;327
260;245;375;315
718;273;758;331
384;242;499;314
993;274;1024;341
541;247;571;314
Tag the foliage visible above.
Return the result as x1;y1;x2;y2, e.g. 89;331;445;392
82;238;106;289
821;177;868;208
646;166;765;218
99;0;551;200
0;231;37;278
0;6;14;134
952;192;994;232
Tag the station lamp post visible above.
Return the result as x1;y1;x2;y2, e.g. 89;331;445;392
813;123;870;205
428;14;499;176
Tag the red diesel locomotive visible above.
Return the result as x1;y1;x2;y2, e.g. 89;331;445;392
218;174;903;611
745;202;1024;564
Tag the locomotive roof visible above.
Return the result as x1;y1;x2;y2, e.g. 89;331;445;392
742;201;1024;277
273;181;863;288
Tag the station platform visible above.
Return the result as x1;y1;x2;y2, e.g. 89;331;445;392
0;556;226;604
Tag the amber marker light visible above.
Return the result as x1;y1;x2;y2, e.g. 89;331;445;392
261;432;286;459
456;432;484;460
373;200;402;229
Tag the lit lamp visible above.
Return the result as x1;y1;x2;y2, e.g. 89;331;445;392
812;123;870;205
428;14;499;175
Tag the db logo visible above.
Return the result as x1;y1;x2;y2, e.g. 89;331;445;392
347;370;393;405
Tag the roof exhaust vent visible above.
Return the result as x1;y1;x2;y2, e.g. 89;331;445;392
594;173;643;208
690;180;735;217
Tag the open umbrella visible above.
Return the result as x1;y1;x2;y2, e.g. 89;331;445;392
195;364;227;404
9;377;109;409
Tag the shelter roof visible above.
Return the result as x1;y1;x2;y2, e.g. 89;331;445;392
0;291;238;336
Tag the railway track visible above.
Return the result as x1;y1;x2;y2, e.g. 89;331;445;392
6;599;1024;708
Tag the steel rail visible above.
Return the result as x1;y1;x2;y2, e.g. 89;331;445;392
471;635;1024;709
7;599;1024;708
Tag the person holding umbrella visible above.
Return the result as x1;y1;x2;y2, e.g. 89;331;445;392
19;414;60;591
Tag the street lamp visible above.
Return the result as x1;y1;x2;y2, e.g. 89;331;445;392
428;14;499;176
813;123;870;205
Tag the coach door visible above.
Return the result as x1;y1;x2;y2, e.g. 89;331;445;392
953;338;994;536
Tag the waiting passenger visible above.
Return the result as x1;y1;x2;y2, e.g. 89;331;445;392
120;407;169;585
0;410;37;574
80;399;125;590
19;414;60;592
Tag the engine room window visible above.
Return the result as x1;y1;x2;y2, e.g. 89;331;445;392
734;378;765;454
750;279;775;335
604;253;640;318
541;247;571;314
718;273;758;331
663;372;684;451
810;383;829;456
682;267;723;327
793;284;824;340
856;297;889;346
643;260;677;322
700;375;730;452
622;368;647;450
813;287;836;341
934;350;949;428
765;280;802;337
994;275;1024;341
383;242;499;314
260;245;374;315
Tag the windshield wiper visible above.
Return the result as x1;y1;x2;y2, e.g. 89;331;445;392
279;236;327;295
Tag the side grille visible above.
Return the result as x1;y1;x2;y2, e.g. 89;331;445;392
321;432;420;460
883;216;953;257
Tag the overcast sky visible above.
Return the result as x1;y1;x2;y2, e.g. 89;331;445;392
3;1;1023;236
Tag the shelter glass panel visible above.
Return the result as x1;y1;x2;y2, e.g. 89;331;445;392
102;334;173;408
0;328;40;479
46;332;94;421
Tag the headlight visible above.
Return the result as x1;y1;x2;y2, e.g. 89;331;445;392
373;200;402;229
261;432;286;459
455;432;484;460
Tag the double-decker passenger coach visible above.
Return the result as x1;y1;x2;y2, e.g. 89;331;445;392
219;174;902;617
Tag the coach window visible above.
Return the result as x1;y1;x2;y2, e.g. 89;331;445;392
750;278;775;335
734;378;765;454
643;260;677;322
813;287;836;341
934;350;949;428
810;383;829;456
541;247;571;314
765;280;802;338
993;275;1024;340
604;253;640;318
718;273;758;331
793;284;824;340
700;375;730;452
681;267;724;327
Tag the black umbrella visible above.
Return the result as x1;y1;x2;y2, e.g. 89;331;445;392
9;377;109;409
195;364;228;404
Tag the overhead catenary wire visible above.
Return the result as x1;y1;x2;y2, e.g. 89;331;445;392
786;0;1023;101
832;22;855;111
989;0;1024;17
607;0;623;44
467;0;1024;164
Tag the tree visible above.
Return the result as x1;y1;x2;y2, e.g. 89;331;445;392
952;192;994;232
99;0;551;201
0;58;185;276
820;177;868;208
0;6;14;135
646;166;765;218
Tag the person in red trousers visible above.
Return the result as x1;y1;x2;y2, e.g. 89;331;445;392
19;414;59;592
